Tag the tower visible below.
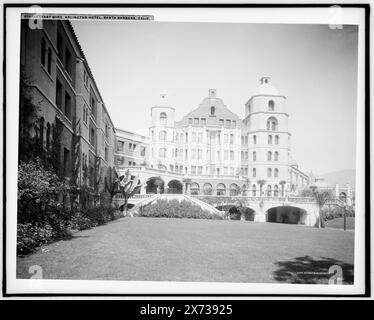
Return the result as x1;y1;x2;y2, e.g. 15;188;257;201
244;76;290;196
149;94;176;170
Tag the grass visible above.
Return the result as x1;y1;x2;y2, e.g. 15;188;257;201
325;217;355;230
17;217;354;284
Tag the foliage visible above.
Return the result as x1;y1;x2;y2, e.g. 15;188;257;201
137;199;223;220
17;223;55;255
322;205;355;220
116;169;142;211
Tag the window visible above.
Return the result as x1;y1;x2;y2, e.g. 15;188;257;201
64;92;71;120
253;168;256;178
160;112;167;125
216;183;226;196
224;134;229;144
267;185;272;196
201;118;206;125
83;105;88;124
192;132;197;143
275;135;279;145
141;147;146;156
89;126;96;147
226;119;231;126
185;132;188;143
159;130;167;141
274;152;279;161
230;151;234;161
129;143;132;149
210;106;215;115
90;94;97;119
191;149;197;160
57;30;63;60
198;149;202;160
47;48;52;73
198;132;203;143
267;168;272;178
190;182;200;195
219;119;224;126
268;100;275;111
105;122;110;139
274;185;279;197
224;150;228;160
230;134;234;145
159;148;166;158
191;166;197;175
268;135;273;145
267;117;278;131
274;168;279;178
253;151;256;161
198;166;203;174
117;141;124;152
268;151;272;161
203;183;213;195
64;46;72;76
194;118;199;125
56;79;63;110
185;149;188;160
253;135;257;145
252;184;257;196
188;118;193;124
105;147;108;162
41;38;46;66
232;120;236;127
63;148;70;177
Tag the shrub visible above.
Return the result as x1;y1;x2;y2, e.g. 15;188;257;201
17;223;55;255
322;205;355;220
137;199;223;220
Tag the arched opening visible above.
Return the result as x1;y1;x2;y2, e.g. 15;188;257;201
190;182;200;195
252;184;257;196
167;180;183;194
267;117;278;131
266;185;272;196
229;183;239;196
242;184;247;196
159;130;167;141
274;185;279;197
203;183;213;195
266;206;307;224
210;106;215;115
216;183;226;196
146;176;165;194
158;147;166;158
160;112;167;125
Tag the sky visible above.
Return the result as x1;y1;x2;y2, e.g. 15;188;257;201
71;20;358;175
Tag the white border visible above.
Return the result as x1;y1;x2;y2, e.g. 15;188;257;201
4;5;367;296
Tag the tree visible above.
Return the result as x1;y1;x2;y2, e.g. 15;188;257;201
279;180;286;197
117;169;142;214
312;188;333;228
257;179;266;197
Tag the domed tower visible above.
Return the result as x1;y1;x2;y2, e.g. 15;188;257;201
243;76;291;196
149;94;176;170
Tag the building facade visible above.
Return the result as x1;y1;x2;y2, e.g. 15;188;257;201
20;19;116;192
115;77;310;196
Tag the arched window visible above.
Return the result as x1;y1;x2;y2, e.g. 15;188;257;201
203;183;213;195
40;38;46;66
46;123;51;150
252;184;257;196
216;183;226;196
267;185;272;197
242;184;247;196
275;135;279;145
229;183;239;196
211;106;215;115
253;168;256;178
266;117;278;131
253;135;257;145
47;48;52;73
274;168;279;178
159;130;167;141
267;168;272;178
170;165;174;172
158;148;166;158
268;100;275;111
253;151;256;161
274;152;279;161
190;183;200;195
274;185;279;197
267;151;272;161
160;112;167;125
268;135;273;145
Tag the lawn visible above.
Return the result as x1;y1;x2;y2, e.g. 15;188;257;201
17;217;354;284
325;217;355;230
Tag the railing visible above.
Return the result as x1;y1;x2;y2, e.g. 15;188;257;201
190;195;316;203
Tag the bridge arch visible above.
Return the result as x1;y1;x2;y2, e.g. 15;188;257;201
167;179;183;194
146;176;165;194
266;205;307;224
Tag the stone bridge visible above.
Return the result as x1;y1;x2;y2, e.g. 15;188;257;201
114;193;322;227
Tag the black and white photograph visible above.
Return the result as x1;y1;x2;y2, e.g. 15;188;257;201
2;3;370;298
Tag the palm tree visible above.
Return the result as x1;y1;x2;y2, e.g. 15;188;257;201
279;180;286;197
257;179;266;197
312;188;333;228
